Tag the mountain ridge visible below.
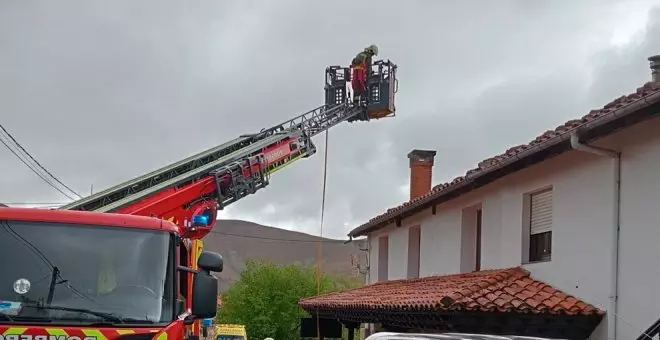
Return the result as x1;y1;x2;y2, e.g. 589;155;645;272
203;219;368;292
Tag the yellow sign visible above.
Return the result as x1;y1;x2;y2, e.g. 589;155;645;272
215;324;247;337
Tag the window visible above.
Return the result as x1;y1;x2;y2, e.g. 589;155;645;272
528;188;553;262
460;204;482;273
378;236;389;281
0;220;175;323
407;226;421;279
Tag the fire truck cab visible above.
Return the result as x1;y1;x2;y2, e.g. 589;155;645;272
0;208;221;340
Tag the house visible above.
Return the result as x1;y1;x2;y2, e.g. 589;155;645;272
299;55;660;340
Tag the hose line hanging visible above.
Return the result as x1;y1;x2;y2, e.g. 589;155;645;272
315;129;330;339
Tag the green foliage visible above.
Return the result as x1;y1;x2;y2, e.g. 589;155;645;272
217;260;362;340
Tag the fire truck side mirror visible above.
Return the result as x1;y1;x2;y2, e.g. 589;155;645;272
191;271;218;319
198;251;223;273
192;251;222;319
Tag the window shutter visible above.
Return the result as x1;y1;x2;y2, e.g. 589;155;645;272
530;189;552;235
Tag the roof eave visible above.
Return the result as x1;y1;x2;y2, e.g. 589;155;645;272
348;89;660;238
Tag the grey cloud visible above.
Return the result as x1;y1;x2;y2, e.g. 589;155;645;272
1;0;659;238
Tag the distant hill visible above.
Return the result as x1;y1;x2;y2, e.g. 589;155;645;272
202;219;368;292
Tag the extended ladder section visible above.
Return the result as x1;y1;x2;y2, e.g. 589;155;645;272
60;103;361;213
59;59;398;220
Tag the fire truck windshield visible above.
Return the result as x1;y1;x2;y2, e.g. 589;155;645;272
0;220;174;325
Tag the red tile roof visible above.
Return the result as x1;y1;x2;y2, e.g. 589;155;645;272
349;81;660;237
299;267;603;316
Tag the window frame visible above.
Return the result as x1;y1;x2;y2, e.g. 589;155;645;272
522;186;553;263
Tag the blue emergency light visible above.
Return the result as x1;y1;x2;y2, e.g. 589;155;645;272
192;215;210;227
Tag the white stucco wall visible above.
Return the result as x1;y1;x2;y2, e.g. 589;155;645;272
365;115;660;340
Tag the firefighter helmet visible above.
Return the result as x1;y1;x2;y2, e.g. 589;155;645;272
365;44;379;56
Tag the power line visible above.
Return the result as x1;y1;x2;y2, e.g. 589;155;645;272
0;124;81;198
0;124;81;199
0;137;76;200
208;229;346;243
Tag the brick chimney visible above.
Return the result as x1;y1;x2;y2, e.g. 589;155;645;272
407;149;437;200
650;55;660;83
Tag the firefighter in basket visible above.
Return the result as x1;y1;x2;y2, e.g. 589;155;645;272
350;44;379;105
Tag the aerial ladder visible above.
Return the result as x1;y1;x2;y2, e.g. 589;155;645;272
58;59;398;338
59;60;397;229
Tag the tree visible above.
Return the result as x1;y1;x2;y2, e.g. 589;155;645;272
217;260;362;340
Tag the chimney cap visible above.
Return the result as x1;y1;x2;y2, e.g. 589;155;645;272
408;149;437;166
408;149;437;158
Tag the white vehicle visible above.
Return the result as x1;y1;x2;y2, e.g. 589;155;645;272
365;333;566;340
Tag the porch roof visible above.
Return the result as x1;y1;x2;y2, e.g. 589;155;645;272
299;268;604;340
300;267;601;316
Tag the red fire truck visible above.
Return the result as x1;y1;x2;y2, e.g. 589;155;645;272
0;60;397;340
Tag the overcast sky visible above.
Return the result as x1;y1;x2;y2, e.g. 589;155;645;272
1;0;659;239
